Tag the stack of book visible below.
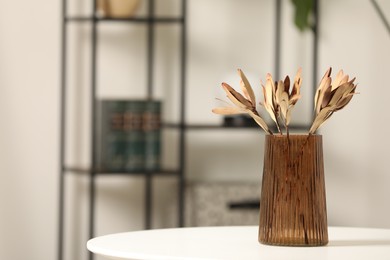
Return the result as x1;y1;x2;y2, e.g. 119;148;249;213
98;99;162;171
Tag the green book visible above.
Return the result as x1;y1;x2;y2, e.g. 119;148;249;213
143;101;162;171
124;101;146;171
98;99;162;172
98;100;128;171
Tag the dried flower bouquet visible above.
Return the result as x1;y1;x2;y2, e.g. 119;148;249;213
212;68;358;135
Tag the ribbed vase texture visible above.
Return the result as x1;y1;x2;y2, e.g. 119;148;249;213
258;135;328;246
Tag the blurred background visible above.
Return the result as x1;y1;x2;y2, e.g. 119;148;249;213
0;0;390;259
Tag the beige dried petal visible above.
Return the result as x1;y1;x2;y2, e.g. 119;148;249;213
212;107;245;115
284;76;290;93
289;95;301;105
261;85;267;104
334;94;354;111
238;69;256;105
321;82;333;108
328;82;354;107
342;84;357;99
339;75;349;86
280;92;289;120
262;85;277;123
247;110;272;135
316;77;331;114
222;82;252;109
314;67;332;111
309;107;333;134
264;79;274;107
291;68;302;95
276;80;285;105
331;69;345;90
266;73;276;95
290;68;302;105
334;84;357;111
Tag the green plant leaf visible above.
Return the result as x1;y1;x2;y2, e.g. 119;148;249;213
291;0;314;31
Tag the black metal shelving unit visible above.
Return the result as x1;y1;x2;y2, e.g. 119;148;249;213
58;0;319;260
58;1;187;260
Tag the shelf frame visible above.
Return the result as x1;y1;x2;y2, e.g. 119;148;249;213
65;15;184;23
63;166;180;176
58;0;188;260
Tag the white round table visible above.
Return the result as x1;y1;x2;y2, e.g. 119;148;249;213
87;226;390;260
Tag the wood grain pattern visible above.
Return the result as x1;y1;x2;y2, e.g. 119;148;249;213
258;134;328;246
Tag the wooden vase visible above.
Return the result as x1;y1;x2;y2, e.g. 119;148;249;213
258;134;328;246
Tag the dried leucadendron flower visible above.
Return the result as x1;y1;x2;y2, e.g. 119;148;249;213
212;69;272;134
309;68;358;134
213;67;358;135
261;68;302;134
261;73;280;132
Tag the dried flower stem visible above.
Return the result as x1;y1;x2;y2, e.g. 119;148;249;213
275;115;283;135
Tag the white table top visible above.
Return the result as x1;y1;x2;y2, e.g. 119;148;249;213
87;226;390;260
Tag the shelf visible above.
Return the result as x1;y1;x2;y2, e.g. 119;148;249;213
65;16;184;24
63;166;179;176
186;123;260;130
163;122;261;130
162;122;311;131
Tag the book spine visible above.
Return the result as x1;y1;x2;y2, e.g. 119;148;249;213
99;99;161;172
99;100;128;171
124;101;146;171
143;101;162;171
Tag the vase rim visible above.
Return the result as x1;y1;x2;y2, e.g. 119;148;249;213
266;134;321;136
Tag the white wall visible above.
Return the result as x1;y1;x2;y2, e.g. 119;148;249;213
0;0;60;259
1;0;390;260
320;0;390;228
